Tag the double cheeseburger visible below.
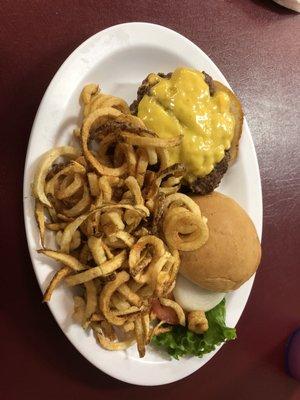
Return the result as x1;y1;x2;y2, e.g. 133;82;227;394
131;67;243;194
173;192;262;312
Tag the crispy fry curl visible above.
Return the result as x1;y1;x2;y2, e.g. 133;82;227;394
33;84;209;357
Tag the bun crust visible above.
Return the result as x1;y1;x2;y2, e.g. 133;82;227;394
180;192;261;292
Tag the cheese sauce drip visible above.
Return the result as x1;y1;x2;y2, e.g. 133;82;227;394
137;67;235;181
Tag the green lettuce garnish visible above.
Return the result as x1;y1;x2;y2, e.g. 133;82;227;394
152;299;236;359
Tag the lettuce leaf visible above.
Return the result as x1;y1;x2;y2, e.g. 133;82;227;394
152;299;236;359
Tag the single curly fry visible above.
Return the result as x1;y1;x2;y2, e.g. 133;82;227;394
80;83;99;105
187;310;208;334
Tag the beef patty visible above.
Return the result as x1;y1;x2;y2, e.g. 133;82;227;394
130;72;230;195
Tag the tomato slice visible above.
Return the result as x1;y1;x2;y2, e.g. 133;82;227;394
151;298;178;325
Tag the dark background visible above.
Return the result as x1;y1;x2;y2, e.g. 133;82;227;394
1;1;299;399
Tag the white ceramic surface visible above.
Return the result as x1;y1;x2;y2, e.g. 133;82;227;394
23;22;263;386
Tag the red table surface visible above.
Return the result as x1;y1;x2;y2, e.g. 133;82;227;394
1;1;300;399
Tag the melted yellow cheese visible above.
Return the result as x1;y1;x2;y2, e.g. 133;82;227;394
137;67;235;181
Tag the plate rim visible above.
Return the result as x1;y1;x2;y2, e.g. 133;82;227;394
23;22;263;386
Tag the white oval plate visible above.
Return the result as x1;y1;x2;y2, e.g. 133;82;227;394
23;22;262;386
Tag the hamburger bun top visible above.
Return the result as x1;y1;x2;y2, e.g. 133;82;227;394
180;192;261;292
